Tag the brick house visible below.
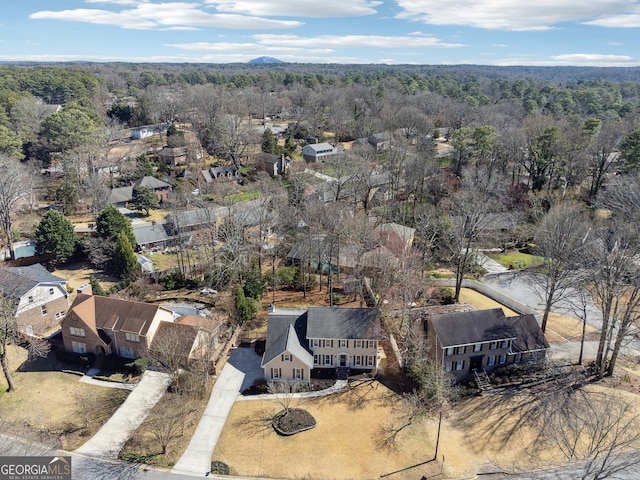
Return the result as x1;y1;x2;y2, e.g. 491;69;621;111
0;264;69;336
61;294;174;358
425;308;549;382
261;307;381;383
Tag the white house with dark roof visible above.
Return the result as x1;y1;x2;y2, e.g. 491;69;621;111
302;143;339;163
0;264;69;336
261;307;381;383
425;308;549;381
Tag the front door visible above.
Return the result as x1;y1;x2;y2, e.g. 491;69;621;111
339;354;347;367
469;355;484;372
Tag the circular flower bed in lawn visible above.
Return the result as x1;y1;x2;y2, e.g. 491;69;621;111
272;408;316;435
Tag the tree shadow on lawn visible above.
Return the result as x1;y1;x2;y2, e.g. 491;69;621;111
308;379;397;411
231;407;278;438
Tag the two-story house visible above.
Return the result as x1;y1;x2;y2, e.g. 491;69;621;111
425;308;549;382
61;293;174;358
0;264;69;336
261;306;381;383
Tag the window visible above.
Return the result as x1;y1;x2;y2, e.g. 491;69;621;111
367;356;375;367
489;341;498;350
69;327;85;337
339;339;348;348
473;344;482;353
282;353;292;362
49;288;55;295
445;362;452;372
71;341;87;354
456;346;465;355
312;339;320;348
488;356;496;366
313;355;320;365
445;347;454;357
55;311;65;320
294;368;303;380
455;360;464;371
355;340;363;348
41;305;47;316
26;326;34;337
500;340;509;349
125;332;140;343
28;296;34;303
369;340;377;349
354;355;362;366
120;346;135;359
514;353;522;363
324;355;332;366
271;368;281;379
499;354;506;365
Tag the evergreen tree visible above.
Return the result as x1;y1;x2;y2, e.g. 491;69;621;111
132;185;159;216
114;230;137;278
234;284;251;324
34;209;78;262
243;265;265;299
261;129;278;155
95;205;136;248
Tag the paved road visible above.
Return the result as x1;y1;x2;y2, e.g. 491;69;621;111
75;370;171;459
171;346;263;477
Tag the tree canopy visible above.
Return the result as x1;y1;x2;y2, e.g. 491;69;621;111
34;209;78;263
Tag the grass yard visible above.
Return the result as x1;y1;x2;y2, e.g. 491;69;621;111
214;381;458;480
488;252;544;270
0;345;128;449
52;262;119;294
458;288;519;316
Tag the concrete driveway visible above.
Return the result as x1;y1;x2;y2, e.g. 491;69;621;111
172;345;263;477
76;370;171;459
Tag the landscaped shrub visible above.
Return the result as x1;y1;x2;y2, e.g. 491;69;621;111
161;273;186;290
56;350;96;368
126;358;148;375
331;293;343;305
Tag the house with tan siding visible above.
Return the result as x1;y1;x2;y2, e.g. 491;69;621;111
261;307;381;383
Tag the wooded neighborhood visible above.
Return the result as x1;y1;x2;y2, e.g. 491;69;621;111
1;62;640;479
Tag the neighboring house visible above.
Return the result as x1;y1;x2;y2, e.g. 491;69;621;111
137;255;156;275
133;221;172;251
261;306;381;383
158;146;187;166
425;308;549;381
164;207;220;244
201;165;241;183
254;153;288;177
131;124;168;140
302;143;338;163
374;222;416;258
61;294;174;358
0;264;69;337
353;133;391;152
107;176;172;207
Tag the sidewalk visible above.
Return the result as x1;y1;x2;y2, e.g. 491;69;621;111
79;367;136;391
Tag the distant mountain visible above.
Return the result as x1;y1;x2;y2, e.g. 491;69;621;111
249;56;285;64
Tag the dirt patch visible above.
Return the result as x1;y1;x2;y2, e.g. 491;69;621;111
51;261;119;293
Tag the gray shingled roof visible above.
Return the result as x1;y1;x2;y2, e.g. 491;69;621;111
261;310;313;367
133;176;171;190
0;264;66;298
108;185;134;205
306;307;380;340
133;222;172;247
430;308;549;353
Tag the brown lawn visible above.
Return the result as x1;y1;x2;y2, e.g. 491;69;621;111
213;381;445;480
0;345;128;449
458;288;518;316
52;261;119;294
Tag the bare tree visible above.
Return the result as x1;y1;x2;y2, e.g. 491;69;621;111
0;154;32;258
267;380;302;416
0;293;17;392
539;389;640;480
147;395;199;455
529;202;592;333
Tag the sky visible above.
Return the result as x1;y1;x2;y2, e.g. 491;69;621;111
0;0;639;66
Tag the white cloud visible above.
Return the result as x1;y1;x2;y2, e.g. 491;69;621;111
166;41;334;54
491;44;510;48
205;0;382;17
30;2;302;30
85;0;147;4
583;8;640;27
395;0;639;31
253;34;465;48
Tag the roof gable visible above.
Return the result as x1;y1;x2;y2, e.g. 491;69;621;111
0;264;66;298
